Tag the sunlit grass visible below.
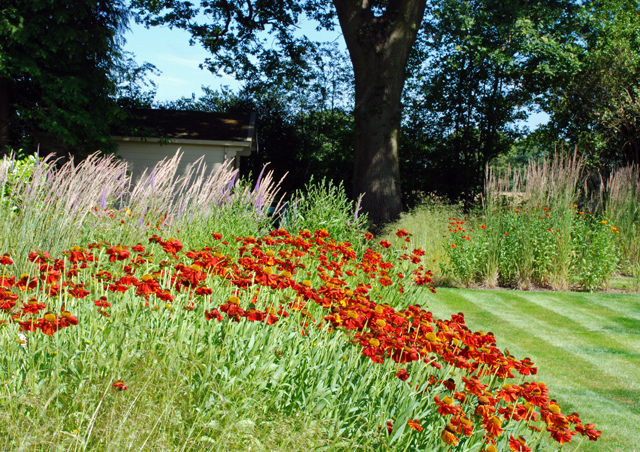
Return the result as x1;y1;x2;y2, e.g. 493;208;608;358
422;288;640;452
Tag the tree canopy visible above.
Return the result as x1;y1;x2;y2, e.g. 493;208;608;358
0;0;161;158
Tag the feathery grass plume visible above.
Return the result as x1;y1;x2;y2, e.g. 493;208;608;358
604;164;640;270
0;150;287;272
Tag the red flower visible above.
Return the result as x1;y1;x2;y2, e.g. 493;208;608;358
396;369;410;381
407;419;422;432
0;253;13;265
441;423;458;445
161;238;183;254
509;435;531;452
205;308;223;321
379;240;391;248
211;232;223;240
106;246;130;262
94;296;111;308
386;420;393;434
21;296;47;314
484;416;503;438
18;318;39;332
396;228;411;237
37;312;59;336
575;423;601;441
434;395;461;416
59;307;78;327
16;273;38;291
112;380;128;391
67;283;90;299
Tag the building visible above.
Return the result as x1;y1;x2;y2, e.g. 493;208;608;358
112;109;258;182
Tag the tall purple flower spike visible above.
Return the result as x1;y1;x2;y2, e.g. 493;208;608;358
253;166;266;194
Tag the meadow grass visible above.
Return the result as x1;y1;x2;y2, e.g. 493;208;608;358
0;151;626;451
422;287;640;452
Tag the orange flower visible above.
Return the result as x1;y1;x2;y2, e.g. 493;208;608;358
435;395;461;416
509;435;531;452
407;418;423;432
484;416;503;437
440;423;458;445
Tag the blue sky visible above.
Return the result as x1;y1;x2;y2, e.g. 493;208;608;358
122;22;549;127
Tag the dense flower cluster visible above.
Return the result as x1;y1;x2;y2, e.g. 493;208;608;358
0;226;600;449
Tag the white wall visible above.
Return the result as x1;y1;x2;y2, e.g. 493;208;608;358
114;141;244;183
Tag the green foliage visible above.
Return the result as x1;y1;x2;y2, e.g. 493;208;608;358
572;213;620;292
0;0;132;156
0;153;48;213
158;53;355;201
280;177;368;247
539;0;640;166
400;0;582;207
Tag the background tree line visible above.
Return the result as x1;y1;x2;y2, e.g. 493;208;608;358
1;0;639;213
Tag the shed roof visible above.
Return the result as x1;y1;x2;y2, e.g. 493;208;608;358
113;109;257;143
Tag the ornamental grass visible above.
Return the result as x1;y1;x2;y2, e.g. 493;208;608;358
0;151;602;450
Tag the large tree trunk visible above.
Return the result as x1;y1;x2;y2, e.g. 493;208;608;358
334;0;427;229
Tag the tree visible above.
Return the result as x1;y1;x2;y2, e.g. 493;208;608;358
540;0;640;167
399;0;581;206
157;43;355;199
132;0;427;228
0;0;129;157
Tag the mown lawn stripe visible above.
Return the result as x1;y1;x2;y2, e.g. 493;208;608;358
423;288;640;452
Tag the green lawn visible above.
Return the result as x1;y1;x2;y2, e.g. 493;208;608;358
420;288;640;452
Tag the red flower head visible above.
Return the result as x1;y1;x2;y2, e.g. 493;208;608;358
211;232;223;240
59;305;78;327
0;289;18;312
161;238;183;254
22;296;47;314
112;380;128;391
18;318;39;332
575;423;601;441
484;416;503;438
16;273;38;291
379;240;392;249
106;246;130;262
37;312;59;336
0;253;13;265
67;283;90;299
441;423;458;445
94;296;111;308
509;435;531;452
407;419;423;432
205;308;223;321
435;395;461;416
396;228;411;237
396;369;410;381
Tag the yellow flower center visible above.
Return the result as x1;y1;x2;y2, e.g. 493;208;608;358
369;338;380;347
44;313;56;322
141;274;154;282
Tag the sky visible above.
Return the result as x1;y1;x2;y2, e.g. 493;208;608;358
122;22;549;128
